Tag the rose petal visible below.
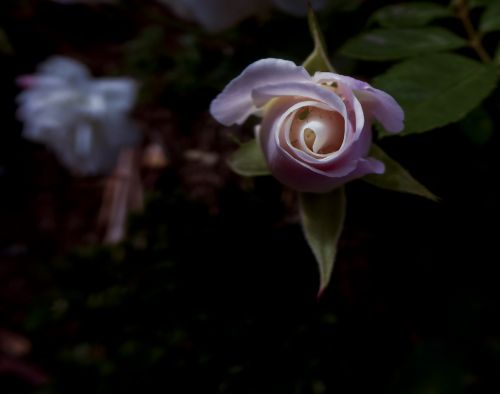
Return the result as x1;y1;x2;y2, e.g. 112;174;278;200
335;156;385;184
255;80;366;154
353;89;404;133
313;72;404;133
263;137;383;192
252;81;346;116
211;60;400;192
260;97;382;192
267;97;369;171
210;58;311;126
271;100;349;165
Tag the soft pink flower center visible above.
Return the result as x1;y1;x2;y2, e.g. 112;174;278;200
289;106;344;155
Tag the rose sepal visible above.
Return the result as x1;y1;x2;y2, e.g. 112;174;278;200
363;144;438;201
227;138;271;177
299;187;346;297
303;5;334;74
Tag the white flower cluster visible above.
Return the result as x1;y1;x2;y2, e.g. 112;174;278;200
17;56;140;176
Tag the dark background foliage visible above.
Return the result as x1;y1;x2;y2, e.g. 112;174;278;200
1;0;500;393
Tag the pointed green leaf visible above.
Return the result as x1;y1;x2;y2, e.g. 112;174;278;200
364;144;438;201
479;2;500;33
374;53;498;135
0;28;12;54
303;6;334;74
227;139;270;177
299;187;346;296
340;27;466;61
371;3;453;28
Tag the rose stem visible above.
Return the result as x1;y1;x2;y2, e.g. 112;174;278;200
456;0;492;63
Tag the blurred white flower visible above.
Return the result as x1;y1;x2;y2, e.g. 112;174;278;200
17;56;140;176
159;0;327;32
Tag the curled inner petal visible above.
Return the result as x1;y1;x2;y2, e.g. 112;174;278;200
304;128;315;150
289;106;345;156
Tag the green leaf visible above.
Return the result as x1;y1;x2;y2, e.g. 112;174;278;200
227;139;270;177
374;53;498;135
364;144;438;201
468;0;490;8
371;3;452;28
303;6;334;74
494;42;500;66
390;344;467;394
299;187;346;296
458;107;494;145
479;2;500;33
0;28;12;54
340;27;466;61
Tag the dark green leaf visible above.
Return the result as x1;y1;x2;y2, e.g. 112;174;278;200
374;53;498;135
468;0;490;8
364;144;438;201
458;107;494;145
495;42;500;65
299;188;346;296
227;139;270;177
0;28;12;54
390;344;467;394
371;3;452;28
340;27;466;61
303;6;334;74
479;2;500;33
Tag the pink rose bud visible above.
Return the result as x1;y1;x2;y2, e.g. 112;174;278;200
210;59;404;193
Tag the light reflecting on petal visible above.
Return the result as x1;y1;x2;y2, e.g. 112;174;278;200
210;58;311;126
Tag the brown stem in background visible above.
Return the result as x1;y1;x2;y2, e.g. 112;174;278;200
456;0;492;63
